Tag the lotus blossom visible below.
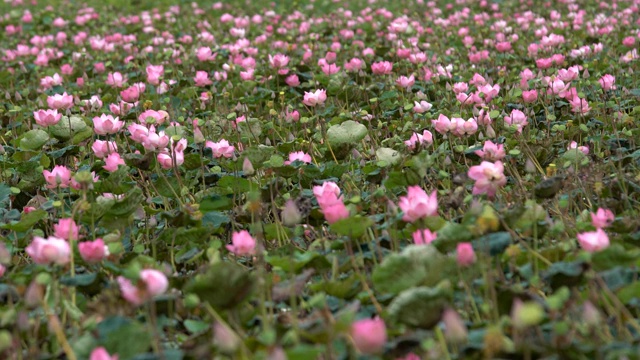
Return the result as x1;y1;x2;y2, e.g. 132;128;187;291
26;236;71;265
194;71;212;87
53;218;79;240
227;230;256;256
371;61;393;75
590;208;614;229
412;229;437;245
93;114;124;135
33;109;62;127
468;161;507;198
504;109;528;134
398;186;438;223
599;74;615;91
577;228;610;252
103;152;125;172
351;317;387;354
205;139;235;158
285;151;312;165
47;92;74;110
413;100;432;113
567;141;589;155
106;72;127;87
79;238;108;263
43;165;72;189
302;89;327;107
456;243;476;266
117;269;169;306
404;130;433;150
475;140;506;161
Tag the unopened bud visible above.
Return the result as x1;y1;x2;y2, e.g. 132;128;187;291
243;157;254;175
442;308;467;344
25;281;44;308
281;199;302;226
213;322;240;353
582;301;601;327
525;158;537;173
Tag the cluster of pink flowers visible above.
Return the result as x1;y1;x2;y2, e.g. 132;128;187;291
42;165;99;190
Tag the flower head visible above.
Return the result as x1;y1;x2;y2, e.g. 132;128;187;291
577;228;609;252
226;230;256;256
468;161;507;198
398;186;438;222
351;317;387;354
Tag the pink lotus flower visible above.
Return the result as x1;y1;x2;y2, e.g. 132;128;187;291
398;186;438;223
477;84;500;102
569;96;591;115
157;152;176;169
285;151;312;165
79;238;108;263
475;140;506;161
567;141;589;155
82;95;103;112
432;114;454;134
196;47;216;62
89;347;118;360
371;61;393;75
413;100;432;113
43;165;72;189
139;110;169;125
303;89;327;107
194;71;212;87
93;114;124;135
344;58;364;72
313;182;342;207
146;65;164;85
227;230;256;256
117;269;169;306
504;109;528;134
321;63;341;75
106;72;127;87
141;129;169;151
26;236;71;265
285;109;300;122
103;152;125;172
119;87;140;104
396;75;415;89
577;228;609;253
321;199;350;224
351;317;387;354
33;109;62;127
456;243;476;266
548;79;570;97
453;118;478;136
268;54;289;69
522;89;538;103
53;218;79;240
404;130;433;150
453;82;469;94
598;74;616;91
468;161;507;198
590;208;614;229
205;139;235;158
285;74;300;87
47;92;74;110
412;228;437;245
